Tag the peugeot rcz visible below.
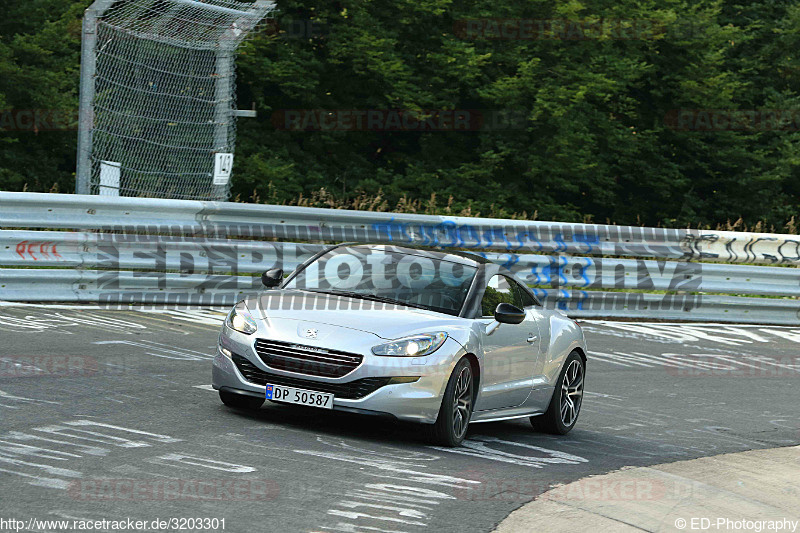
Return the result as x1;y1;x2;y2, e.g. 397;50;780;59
212;244;587;446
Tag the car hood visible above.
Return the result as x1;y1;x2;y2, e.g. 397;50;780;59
251;289;470;340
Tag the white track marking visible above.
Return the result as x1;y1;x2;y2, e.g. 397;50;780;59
320;522;409;533
63;420;181;443
327;510;426;527
93;339;212;360
432;436;588;468
151;453;255;473
0;456;82;478
32;426;151;448
294;450;478;489
0;390;60;405
0;467;73;489
138;308;228;325
301;447;477;532
585;322;800;347
0;421;182;489
0;440;82;460
316;437;442;462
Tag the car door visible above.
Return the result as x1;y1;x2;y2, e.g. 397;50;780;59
474;274;542;412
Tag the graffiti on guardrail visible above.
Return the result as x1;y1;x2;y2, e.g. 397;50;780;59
93;221;692;259
681;233;800;264
15;241;62;261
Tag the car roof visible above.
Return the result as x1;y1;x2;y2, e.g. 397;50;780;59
333;243;493;267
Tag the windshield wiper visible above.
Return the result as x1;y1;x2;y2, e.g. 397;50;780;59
307;290;430;311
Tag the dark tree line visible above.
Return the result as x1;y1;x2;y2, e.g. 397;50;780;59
1;0;799;228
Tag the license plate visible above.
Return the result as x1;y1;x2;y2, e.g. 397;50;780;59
265;384;334;409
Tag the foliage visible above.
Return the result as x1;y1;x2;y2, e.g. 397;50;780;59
1;0;798;229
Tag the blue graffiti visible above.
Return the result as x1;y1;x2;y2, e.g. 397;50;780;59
574;234;599;254
575;290;589;310
556;289;572;311
558;256;568;287
371;217;414;242
553;233;568;253
482;228;513;249
501;253;519;269
578;257;593;288
431;221;460;247
457;224;481;248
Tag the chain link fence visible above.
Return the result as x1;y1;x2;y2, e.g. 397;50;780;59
76;0;275;200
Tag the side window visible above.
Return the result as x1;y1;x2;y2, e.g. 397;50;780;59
480;275;515;317
508;278;536;308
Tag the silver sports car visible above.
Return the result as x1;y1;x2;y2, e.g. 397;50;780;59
212;244;587;446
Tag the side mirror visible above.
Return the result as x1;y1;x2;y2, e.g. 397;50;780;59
494;302;525;324
261;268;284;288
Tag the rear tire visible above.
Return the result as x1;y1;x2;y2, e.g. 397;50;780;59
429;357;474;447
530;351;584;435
219;390;264;410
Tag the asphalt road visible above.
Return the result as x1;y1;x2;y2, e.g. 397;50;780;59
1;304;799;533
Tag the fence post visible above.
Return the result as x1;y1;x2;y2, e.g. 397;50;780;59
75;5;98;195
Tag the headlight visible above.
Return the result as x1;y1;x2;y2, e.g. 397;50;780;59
372;332;448;357
225;301;258;335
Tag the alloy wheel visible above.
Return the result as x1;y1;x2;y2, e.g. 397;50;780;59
560;360;584;427
452;365;473;440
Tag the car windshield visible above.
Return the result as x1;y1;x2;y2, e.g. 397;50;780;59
284;246;479;316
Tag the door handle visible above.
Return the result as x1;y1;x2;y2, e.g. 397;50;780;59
527;335;538;343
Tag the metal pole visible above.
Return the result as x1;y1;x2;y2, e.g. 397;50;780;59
209;2;274;200
75;7;99;195
212;48;234;200
76;0;116;195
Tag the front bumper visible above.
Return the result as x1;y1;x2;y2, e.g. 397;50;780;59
212;329;464;424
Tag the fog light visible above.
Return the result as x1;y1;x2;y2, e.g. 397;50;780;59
387;377;420;385
219;346;232;358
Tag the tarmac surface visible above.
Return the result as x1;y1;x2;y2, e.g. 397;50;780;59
1;303;799;532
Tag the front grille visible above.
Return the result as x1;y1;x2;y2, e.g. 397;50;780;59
232;353;390;400
254;339;363;378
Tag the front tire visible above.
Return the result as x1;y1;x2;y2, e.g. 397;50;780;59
429;357;474;447
219;390;264;410
530;351;584;435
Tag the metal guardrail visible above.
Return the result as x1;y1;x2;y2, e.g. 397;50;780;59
3;191;800;263
1;192;798;324
3;232;799;298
